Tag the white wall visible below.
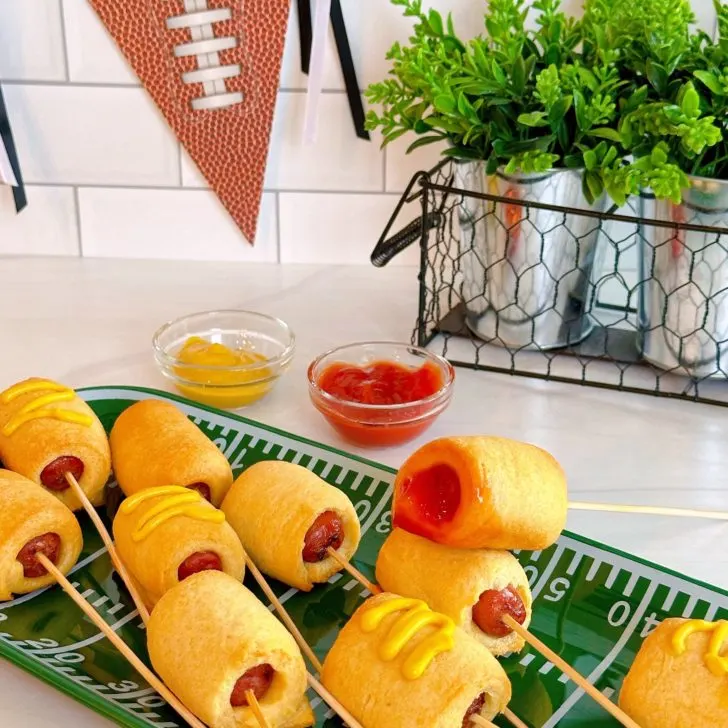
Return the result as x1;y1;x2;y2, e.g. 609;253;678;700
0;1;717;264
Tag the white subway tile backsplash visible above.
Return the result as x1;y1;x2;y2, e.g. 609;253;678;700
78;188;278;261
0;2;67;81
61;0;138;84
278;192;418;265
279;0;486;91
385;136;447;193
180;149;207;188
265;92;384;191
4;85;179;186
0;186;79;256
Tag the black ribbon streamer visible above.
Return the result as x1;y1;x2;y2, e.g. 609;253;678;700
298;0;370;141
0;84;26;214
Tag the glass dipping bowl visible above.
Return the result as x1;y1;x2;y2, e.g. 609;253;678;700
153;310;295;409
307;341;454;448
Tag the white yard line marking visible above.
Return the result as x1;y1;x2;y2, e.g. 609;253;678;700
531;545;565;601
361;484;393;536
327;573;344;584
343;579;359;592
558;673;570;684
605;565;620;589
359;589;371;598
682;595;698;618
519;653;535;667
350;474;365;492
566;553;583;576
109;688;156;700
107;603;126;616
269;588;298;609
319;463;333;478
33;611;140;654
623;573;639;598
705;604;719;621
335;469;347;485
662;588;678;611
538;662;555;675
291;452;304;465
542;582;657;727
262;442;274;454
92;596;109;609
365;480;381;497
276;449;288;460
223;431;245;459
602;687;615;699
585;559;602;582
247;436;259;448
530;551;542;562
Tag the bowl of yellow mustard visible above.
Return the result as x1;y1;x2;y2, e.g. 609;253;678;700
152;310;295;409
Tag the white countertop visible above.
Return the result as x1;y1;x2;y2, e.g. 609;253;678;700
1;257;727;727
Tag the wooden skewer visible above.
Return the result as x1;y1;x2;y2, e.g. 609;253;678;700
326;547;382;595
36;554;206;728
64;472;151;624
470;716;498;727
242;552;324;673
570;500;728;521
503;707;529;728
306;672;364;728
245;690;271;728
502;616;639;728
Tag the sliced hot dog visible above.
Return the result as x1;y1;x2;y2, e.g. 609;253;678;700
177;551;223;582
230;663;275;706
302;510;344;563
40;456;84;491
462;693;486;727
186;482;211;501
17;533;61;578
472;585;527;638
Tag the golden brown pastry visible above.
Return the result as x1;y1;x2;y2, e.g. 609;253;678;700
0;469;83;600
393;435;567;550
113;485;245;609
0;377;111;510
619;617;728;727
147;571;314;728
110;399;233;505
376;528;531;656
221;460;360;591
321;592;512;728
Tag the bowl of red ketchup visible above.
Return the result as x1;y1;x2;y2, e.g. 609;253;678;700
307;342;454;447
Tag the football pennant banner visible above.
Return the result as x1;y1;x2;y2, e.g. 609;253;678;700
88;0;290;243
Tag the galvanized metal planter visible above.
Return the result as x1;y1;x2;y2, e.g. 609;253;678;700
639;177;728;379
456;161;605;350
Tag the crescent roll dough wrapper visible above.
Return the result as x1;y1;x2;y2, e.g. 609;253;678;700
0;378;111;510
619;618;728;727
376;528;532;656
393;435;567;550
321;592;511;728
221;461;360;591
113;486;245;609
148;571;314;728
110;399;233;506
0;469;83;601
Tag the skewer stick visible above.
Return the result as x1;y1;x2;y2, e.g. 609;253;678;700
470;717;498;727
503;707;529;728
64;472;151;624
306;673;364;728
242;552;324;673
502;616;639;728
245;690;271;728
36;554;206;728
570;500;728;521
326;547;382;594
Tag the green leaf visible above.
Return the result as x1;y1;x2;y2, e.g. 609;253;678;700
406;135;445;153
512;56;526;96
446;11;455;37
433;94;456;114
545;43;561;64
583;149;597;171
583;171;604;203
573;89;588;131
492;60;506;86
589;127;623;142
645;60;668;95
564;154;583;168
427;9;444;36
694;70;724;96
457;92;476;119
679;82;701;119
382;128;409;146
517;111;549;127
548;95;573;126
413;118;431;134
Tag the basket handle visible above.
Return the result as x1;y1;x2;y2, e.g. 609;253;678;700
370;211;443;267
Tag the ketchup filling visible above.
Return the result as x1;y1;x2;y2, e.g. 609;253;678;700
177;551;223;582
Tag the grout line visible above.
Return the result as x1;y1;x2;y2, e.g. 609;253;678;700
57;0;71;82
275;191;282;263
24;181;403;196
73;186;83;256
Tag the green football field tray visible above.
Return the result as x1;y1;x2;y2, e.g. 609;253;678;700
1;386;726;728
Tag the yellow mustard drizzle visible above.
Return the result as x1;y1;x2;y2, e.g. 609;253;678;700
119;485;225;542
671;619;728;676
360;597;456;680
0;380;92;436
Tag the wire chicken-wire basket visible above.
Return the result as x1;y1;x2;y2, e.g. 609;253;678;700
371;159;728;406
